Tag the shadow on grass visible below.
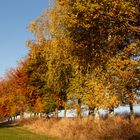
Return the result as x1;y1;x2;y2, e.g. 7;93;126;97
0;121;20;128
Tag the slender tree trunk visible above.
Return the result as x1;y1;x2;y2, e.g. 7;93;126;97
108;108;114;118
8;116;12;122
94;108;100;122
89;107;95;116
77;104;81;117
76;99;82;117
64;105;67;118
13;116;16;120
20;110;24;119
129;102;134;122
55;108;59;118
30;113;32;118
129;102;134;116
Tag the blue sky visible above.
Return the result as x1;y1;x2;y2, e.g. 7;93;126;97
0;0;49;77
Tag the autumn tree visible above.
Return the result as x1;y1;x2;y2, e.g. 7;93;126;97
107;43;140;115
27;7;73;117
0;64;29;120
55;0;140;114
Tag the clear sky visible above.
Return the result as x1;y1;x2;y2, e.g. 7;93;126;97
0;0;49;77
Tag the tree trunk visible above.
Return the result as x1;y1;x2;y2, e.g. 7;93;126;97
108;108;114;118
94;108;100;122
76;99;81;117
8;116;12;122
20;111;24;119
13;116;16;120
64;105;67;118
20;108;24;119
89;107;95;116
55;108;59;118
77;104;81;117
129;102;134;116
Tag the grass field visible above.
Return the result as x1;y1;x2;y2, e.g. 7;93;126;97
0;122;60;140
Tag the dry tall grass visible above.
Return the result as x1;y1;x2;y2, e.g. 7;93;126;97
23;116;140;140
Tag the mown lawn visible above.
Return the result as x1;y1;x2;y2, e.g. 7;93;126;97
0;122;60;140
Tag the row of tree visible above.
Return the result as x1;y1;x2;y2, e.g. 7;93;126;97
0;0;140;119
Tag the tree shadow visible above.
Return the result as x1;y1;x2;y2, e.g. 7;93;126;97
0;121;20;128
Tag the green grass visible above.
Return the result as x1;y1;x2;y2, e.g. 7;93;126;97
0;122;60;140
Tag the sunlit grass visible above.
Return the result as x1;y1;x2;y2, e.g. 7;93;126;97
0;125;59;140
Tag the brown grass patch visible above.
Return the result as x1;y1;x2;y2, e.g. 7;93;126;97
22;116;140;140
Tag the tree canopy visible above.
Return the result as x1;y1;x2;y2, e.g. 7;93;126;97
0;0;139;119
